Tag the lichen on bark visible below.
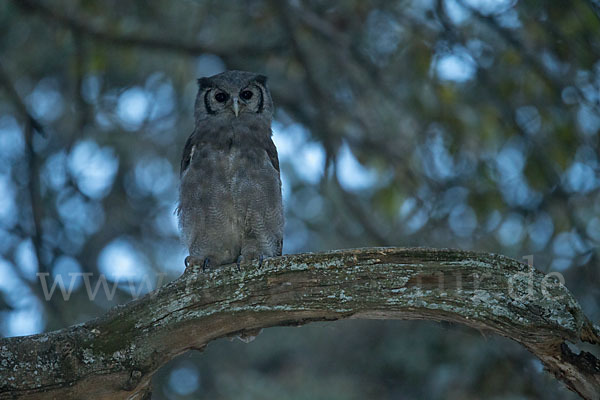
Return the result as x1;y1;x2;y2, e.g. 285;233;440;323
0;248;598;400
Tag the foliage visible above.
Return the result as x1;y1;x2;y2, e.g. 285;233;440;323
0;0;599;398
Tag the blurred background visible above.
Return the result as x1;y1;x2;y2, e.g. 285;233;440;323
0;0;599;398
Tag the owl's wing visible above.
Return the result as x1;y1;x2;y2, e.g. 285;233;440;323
265;137;280;173
180;134;195;176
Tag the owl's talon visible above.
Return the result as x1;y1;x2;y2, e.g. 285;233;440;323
184;256;204;273
202;257;211;272
258;254;265;269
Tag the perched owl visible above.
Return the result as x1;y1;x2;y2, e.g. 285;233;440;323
177;70;283;270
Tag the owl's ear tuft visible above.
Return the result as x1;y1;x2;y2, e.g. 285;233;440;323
254;75;268;86
197;77;212;90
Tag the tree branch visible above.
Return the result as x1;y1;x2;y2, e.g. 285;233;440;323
13;0;281;57
585;0;600;22
456;0;600;115
0;62;45;136
0;62;72;327
0;64;46;261
0;248;598;399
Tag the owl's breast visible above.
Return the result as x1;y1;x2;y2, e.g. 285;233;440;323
178;126;282;260
182;142;278;204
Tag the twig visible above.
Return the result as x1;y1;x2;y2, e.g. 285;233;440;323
331;168;392;246
0;63;45;136
72;33;89;142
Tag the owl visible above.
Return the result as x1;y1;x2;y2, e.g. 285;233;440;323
177;70;283;270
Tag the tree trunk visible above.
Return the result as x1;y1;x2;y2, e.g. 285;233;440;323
1;248;598;399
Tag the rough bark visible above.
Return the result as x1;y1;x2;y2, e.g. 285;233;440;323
0;248;598;399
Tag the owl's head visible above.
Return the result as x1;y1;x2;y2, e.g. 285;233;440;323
194;70;273;123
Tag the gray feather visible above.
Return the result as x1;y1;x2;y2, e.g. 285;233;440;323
178;71;283;267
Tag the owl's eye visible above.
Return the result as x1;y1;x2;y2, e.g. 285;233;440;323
215;92;228;103
240;90;253;100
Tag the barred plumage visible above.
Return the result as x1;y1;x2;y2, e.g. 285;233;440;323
177;71;283;270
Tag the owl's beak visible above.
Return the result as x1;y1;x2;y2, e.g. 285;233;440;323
232;97;240;117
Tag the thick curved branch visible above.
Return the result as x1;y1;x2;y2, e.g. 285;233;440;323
0;248;598;399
